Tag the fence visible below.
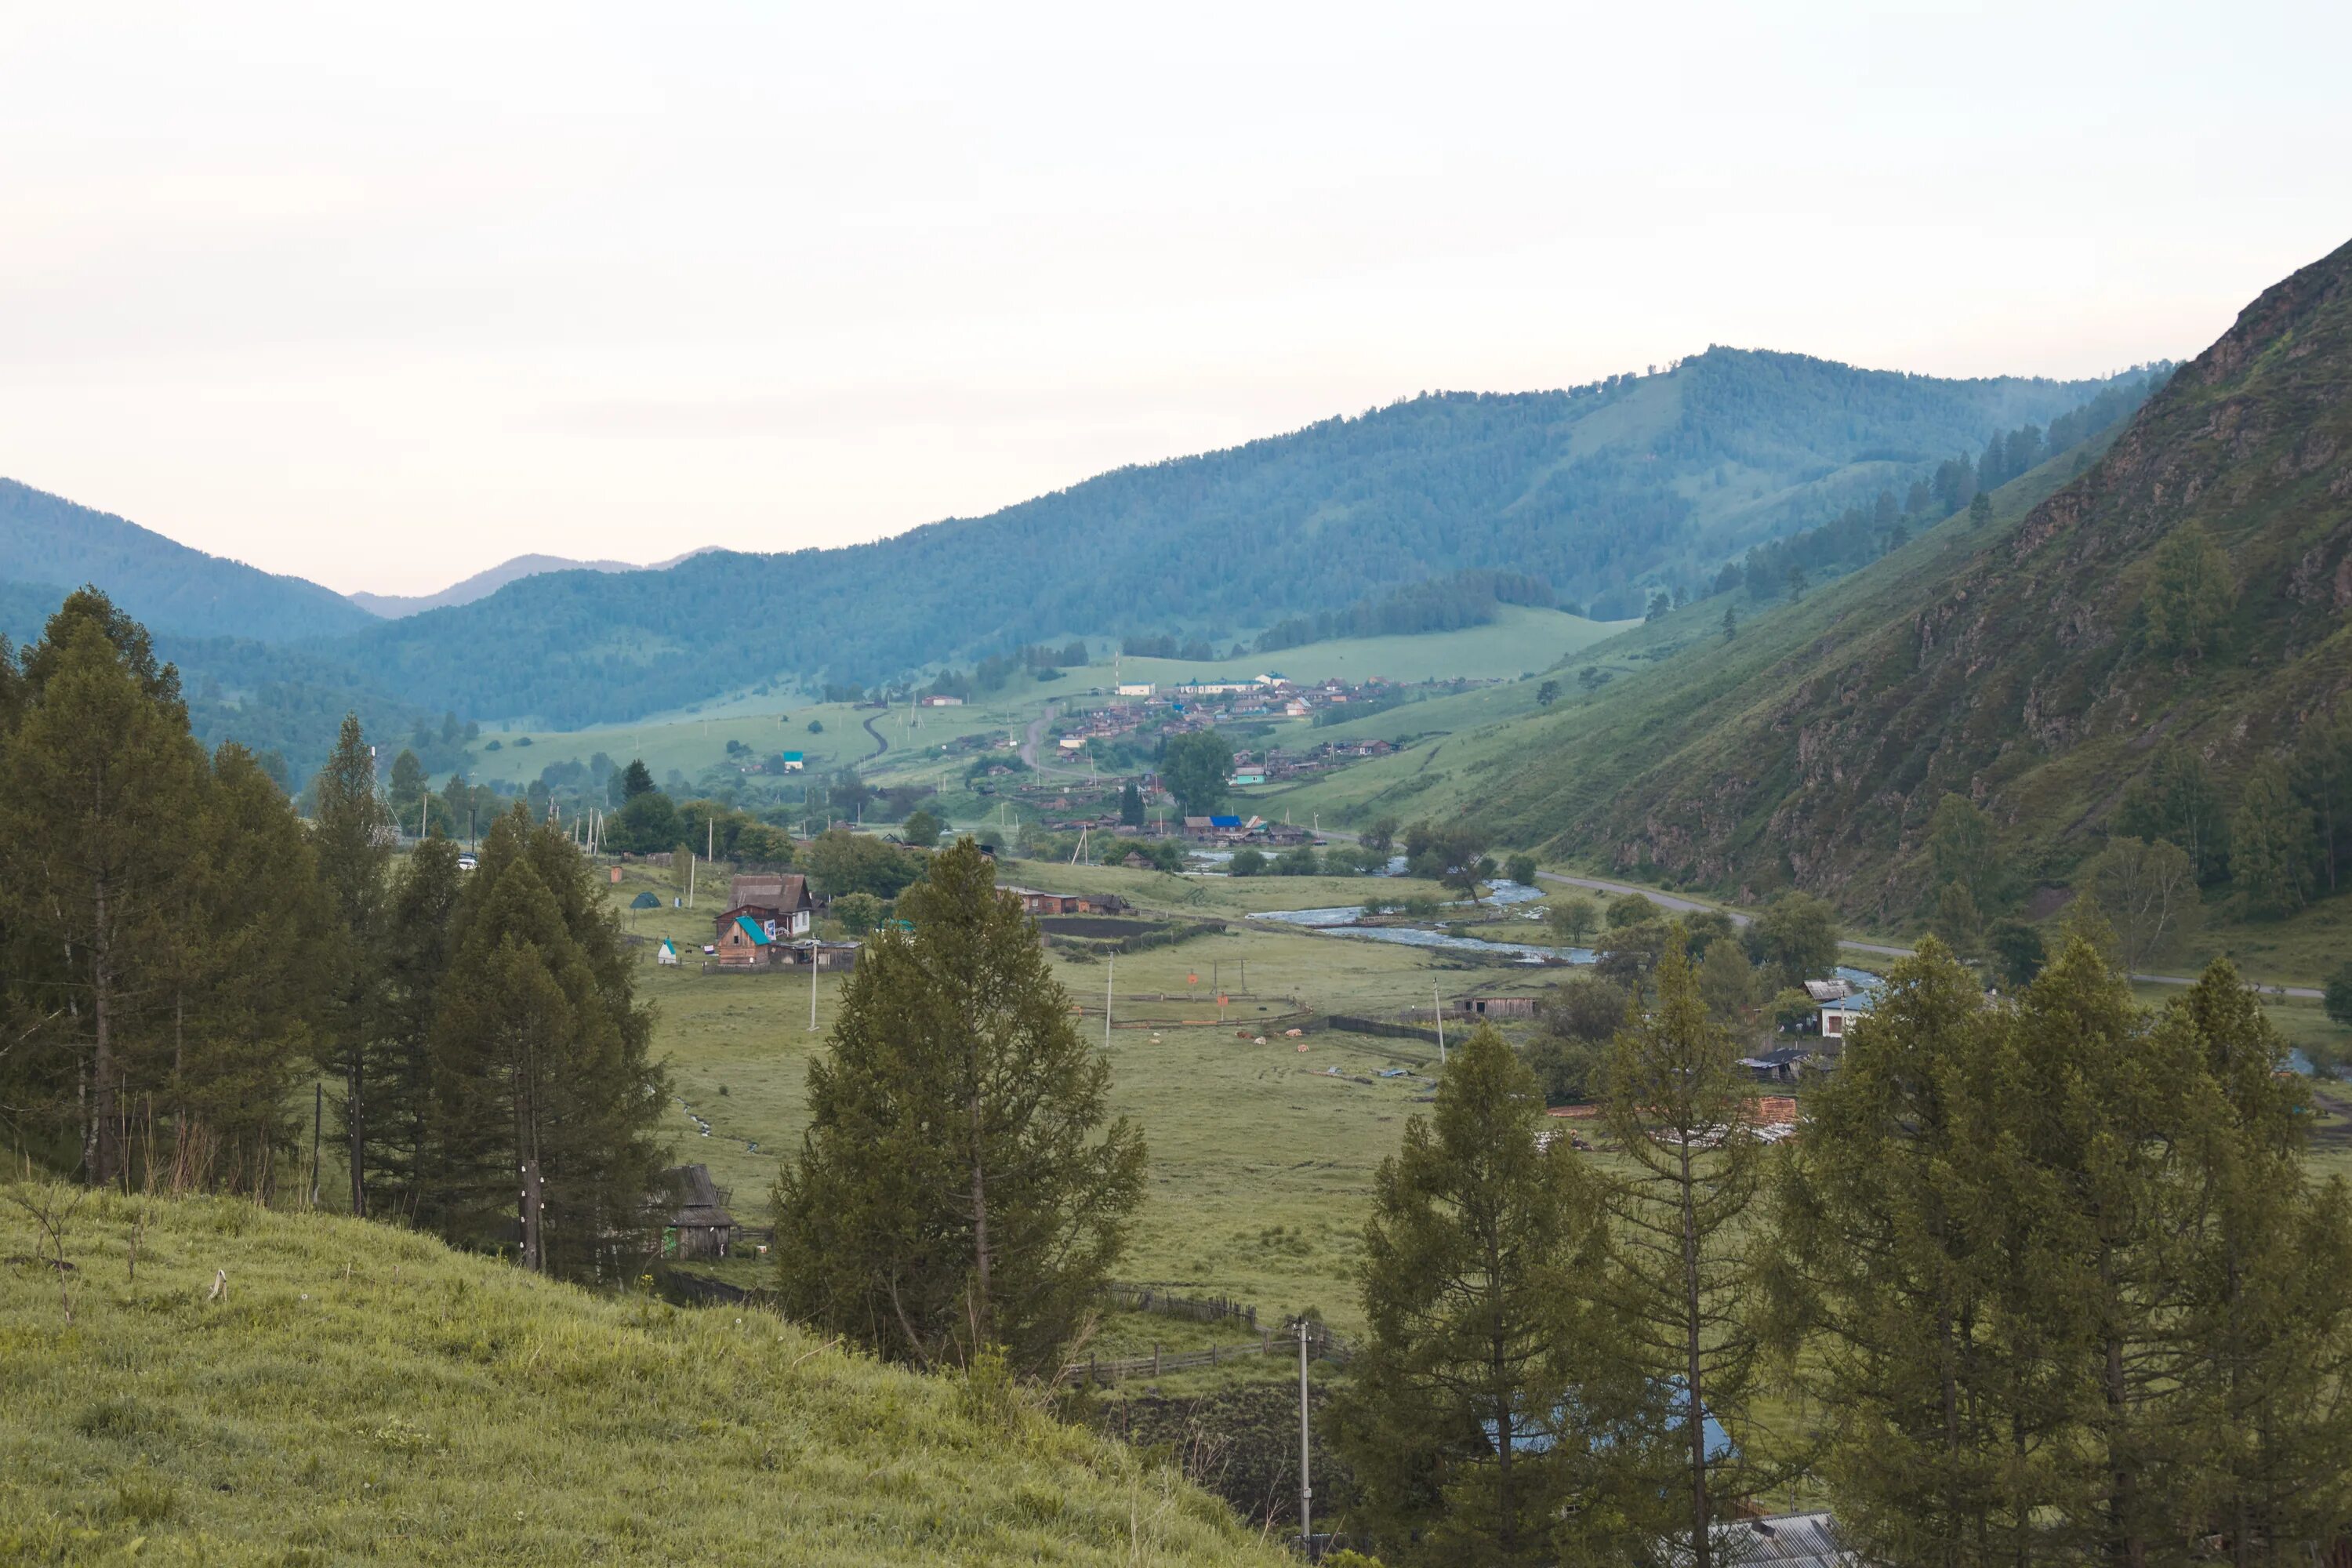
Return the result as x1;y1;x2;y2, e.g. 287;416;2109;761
1319;1013;1445;1046
1104;1283;1257;1327
1064;1323;1351;1386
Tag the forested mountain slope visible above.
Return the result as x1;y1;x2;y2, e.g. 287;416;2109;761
1468;236;2352;927
0;479;374;642
332;351;2132;725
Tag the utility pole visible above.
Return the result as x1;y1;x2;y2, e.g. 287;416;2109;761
1435;982;1445;1067
1105;956;1114;1049
808;946;819;1033
310;1083;322;1207
1297;1319;1314;1558
688;851;695;909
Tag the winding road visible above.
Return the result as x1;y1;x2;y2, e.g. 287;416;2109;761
1018;701;1091;777
860;709;891;762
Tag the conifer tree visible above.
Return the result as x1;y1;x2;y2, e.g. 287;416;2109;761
159;742;332;1185
1599;933;1763;1566
1769;938;2052;1566
2165;962;2352;1565
374;835;465;1221
0;597;205;1184
310;713;391;1215
774;837;1145;1375
1345;1025;1670;1564
2144;521;2235;661
430;808;666;1278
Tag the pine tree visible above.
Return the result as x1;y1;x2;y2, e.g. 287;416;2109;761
162;742;332;1188
310;713;392;1216
1345;1025;1671;1564
1721;604;1737;642
430;808;666;1279
2230;759;2314;916
1118;781;1145;827
774;838;1145;1374
0;597;205;1185
1599;933;1763;1566
373;836;465;1221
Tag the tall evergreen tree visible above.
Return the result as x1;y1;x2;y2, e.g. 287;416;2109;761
773;838;1145;1375
0;598;205;1184
1118;780;1145;828
373;835;465;1221
310;713;393;1215
1927;793;2008;915
2289;713;2352;894
430;808;666;1279
1599;933;1764;1567
2166;963;2352;1565
1769;939;2059;1566
1344;1025;1670;1565
159;742;332;1188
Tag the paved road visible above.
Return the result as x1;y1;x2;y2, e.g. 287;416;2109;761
1535;869;1750;924
860;710;891;762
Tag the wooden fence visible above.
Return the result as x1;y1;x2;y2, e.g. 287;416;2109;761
1104;1283;1257;1327
1320;1013;1445;1046
1064;1323;1351;1386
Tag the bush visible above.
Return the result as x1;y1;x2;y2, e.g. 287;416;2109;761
1272;846;1320;877
1229;848;1268;877
1504;853;1539;886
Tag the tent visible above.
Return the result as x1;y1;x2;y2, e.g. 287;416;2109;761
630;891;661;909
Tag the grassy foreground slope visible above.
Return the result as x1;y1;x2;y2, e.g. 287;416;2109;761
0;1189;1281;1567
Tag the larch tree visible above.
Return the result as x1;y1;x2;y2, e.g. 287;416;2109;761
430;807;667;1279
1345;1024;1671;1566
2166;962;2352;1566
373;834;466;1222
1599;932;1765;1568
310;713;392;1216
0;596;204;1185
773;837;1145;1376
1767;938;2051;1567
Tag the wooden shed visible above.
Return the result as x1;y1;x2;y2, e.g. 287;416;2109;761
658;1164;738;1258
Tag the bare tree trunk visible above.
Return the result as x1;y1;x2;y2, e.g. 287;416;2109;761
1682;1142;1711;1568
969;1090;992;1348
93;874;118;1187
347;1056;366;1218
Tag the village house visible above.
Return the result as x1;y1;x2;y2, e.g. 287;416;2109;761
1001;884;1131;917
779;751;804;773
727;873;815;937
656;1164;738;1258
918;694;964;706
713;913;775;967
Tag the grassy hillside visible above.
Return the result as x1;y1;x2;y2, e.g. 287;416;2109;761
292;352;2132;726
0;479;374;644
1277;238;2352;952
0;1186;1282;1566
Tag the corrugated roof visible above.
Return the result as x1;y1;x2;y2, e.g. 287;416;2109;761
733;916;771;946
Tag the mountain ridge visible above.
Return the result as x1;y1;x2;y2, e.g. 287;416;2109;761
0;478;376;644
1447;234;2352;927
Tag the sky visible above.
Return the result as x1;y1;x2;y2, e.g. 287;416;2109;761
3;2;2348;597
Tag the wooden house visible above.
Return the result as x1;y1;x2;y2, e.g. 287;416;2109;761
658;1164;738;1259
714;914;775;967
728;873;815;937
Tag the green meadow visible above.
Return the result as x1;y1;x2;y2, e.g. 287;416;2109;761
0;1189;1283;1567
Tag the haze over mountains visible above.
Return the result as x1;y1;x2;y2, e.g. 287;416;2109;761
0;347;2145;745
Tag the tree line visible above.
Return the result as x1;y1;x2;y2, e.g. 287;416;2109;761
0;592;667;1280
1337;925;2352;1566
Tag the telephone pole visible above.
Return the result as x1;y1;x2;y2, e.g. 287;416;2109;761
1297;1319;1314;1557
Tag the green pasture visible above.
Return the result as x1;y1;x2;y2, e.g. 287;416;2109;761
0;1189;1279;1567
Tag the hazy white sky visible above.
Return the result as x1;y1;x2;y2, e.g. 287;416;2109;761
3;2;2347;596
